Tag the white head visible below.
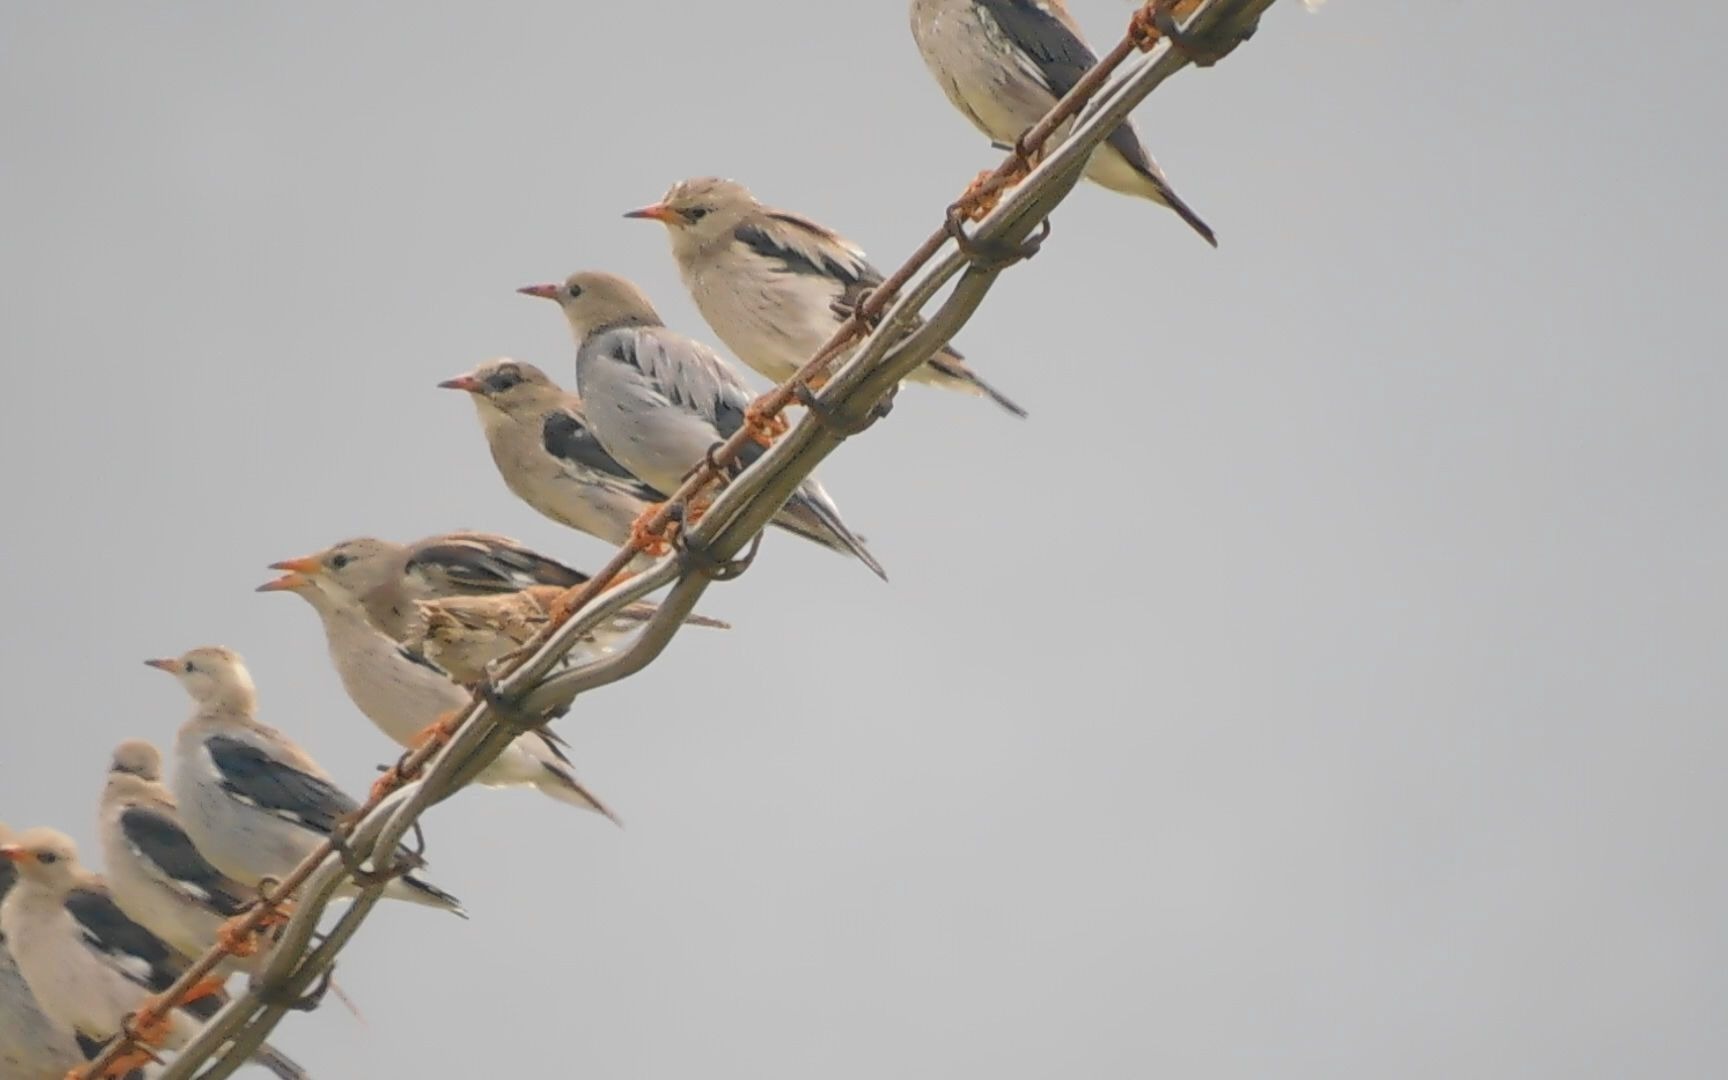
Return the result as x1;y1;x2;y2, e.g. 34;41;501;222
257;543;389;617
623;176;762;258
516;272;664;342
109;739;164;783
0;827;86;895
145;646;259;715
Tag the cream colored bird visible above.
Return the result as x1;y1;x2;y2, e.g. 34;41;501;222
0;821;84;1079
98;740;273;976
0;828;308;1079
150;647;468;915
519;271;889;579
260;557;620;823
406;585;730;686
908;0;1215;244
301;532;591;643
624;176;1029;416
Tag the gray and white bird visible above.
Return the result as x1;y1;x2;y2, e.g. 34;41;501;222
439;361;666;553
149;647;467;915
258;560;620;823
0;821;84;1080
519;271;890;580
98;740;271;976
0;828;308;1079
295;533;591;643
623;177;1028;417
908;0;1216;245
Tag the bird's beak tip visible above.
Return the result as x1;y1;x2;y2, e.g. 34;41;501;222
516;283;561;300
438;375;482;393
257;571;312;593
0;846;26;863
623;203;673;223
143;658;183;674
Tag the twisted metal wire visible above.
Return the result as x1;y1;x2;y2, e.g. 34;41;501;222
72;2;1280;1075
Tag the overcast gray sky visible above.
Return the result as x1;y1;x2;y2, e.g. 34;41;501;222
3;2;1725;1077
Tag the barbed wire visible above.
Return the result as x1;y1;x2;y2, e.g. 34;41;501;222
73;1;1281;1075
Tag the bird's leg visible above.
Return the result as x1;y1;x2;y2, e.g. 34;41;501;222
1129;1;1234;65
627;504;674;557
407;709;463;751
216;902;292;958
742;397;789;447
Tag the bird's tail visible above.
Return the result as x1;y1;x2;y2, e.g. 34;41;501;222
252;1041;314;1080
1159;183;1217;248
956;364;1028;418
777;483;889;581
394;872;467;916
534;756;623;825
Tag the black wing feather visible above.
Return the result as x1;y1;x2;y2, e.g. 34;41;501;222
206;735;356;835
409;539;587;592
119;807;252;916
65;886;184;992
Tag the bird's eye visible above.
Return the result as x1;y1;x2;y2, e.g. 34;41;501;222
37;852;58;865
684;207;710;223
184;661;198;674
487;371;521;392
566;284;584;299
330;554;351;570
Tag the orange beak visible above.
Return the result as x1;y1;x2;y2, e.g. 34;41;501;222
143;657;184;674
516;283;561;300
439;374;483;392
258;560;318;592
0;845;27;864
268;556;322;574
623;202;676;223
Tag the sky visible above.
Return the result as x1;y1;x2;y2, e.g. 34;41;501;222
2;2;1726;1077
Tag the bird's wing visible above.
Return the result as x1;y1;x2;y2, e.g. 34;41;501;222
600;326;773;467
407;534;588;592
981;0;1161;178
734;210;883;314
118;805;252;916
204;735;358;836
541;407;665;500
64;885;184;992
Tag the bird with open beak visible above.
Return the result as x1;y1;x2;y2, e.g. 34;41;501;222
260;556;620;822
907;0;1215;245
0;820;85;1079
623;176;1028;417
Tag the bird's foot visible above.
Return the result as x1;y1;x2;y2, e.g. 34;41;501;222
628;506;674;557
408;710;462;751
743;398;790;448
1130;1;1234;65
790;379;887;437
674;522;762;582
943;211;1051;271
217;904;290;958
367;761;412;804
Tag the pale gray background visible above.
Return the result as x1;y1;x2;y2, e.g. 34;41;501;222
2;2;1724;1077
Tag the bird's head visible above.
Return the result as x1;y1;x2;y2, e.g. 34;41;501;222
439;358;559;420
624;176;757;251
144;646;258;714
0;828;83;891
108;739;164;783
516;271;662;340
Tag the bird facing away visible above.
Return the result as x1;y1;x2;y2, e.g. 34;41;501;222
908;0;1216;245
148;646;468;914
439;360;666;552
0;828;309;1079
406;585;731;686
98;739;272;976
258;559;620;823
519;271;889;581
0;821;84;1080
624;176;1029;417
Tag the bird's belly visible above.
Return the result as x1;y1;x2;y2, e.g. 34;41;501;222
692;271;833;384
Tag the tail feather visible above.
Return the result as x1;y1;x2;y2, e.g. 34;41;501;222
536;758;623;826
954;364;1028;419
398;873;467;917
1159;183;1218;248
779;486;889;582
252;1041;313;1080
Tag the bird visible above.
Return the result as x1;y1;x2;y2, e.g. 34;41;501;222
283;532;590;643
290;533;729;648
98;739;274;975
518;271;890;580
148;647;468;915
406;585;730;687
907;0;1216;245
0;821;85;1080
621;176;1029;417
0;828;308;1080
257;561;620;823
438;361;667;553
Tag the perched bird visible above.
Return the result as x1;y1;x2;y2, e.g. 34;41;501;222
623;176;1028;417
98;739;271;975
907;0;1216;245
292;533;728;648
0;821;84;1080
438;361;665;551
407;585;730;686
258;562;619;822
519;271;889;580
149;647;467;915
287;532;587;642
0;828;308;1079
